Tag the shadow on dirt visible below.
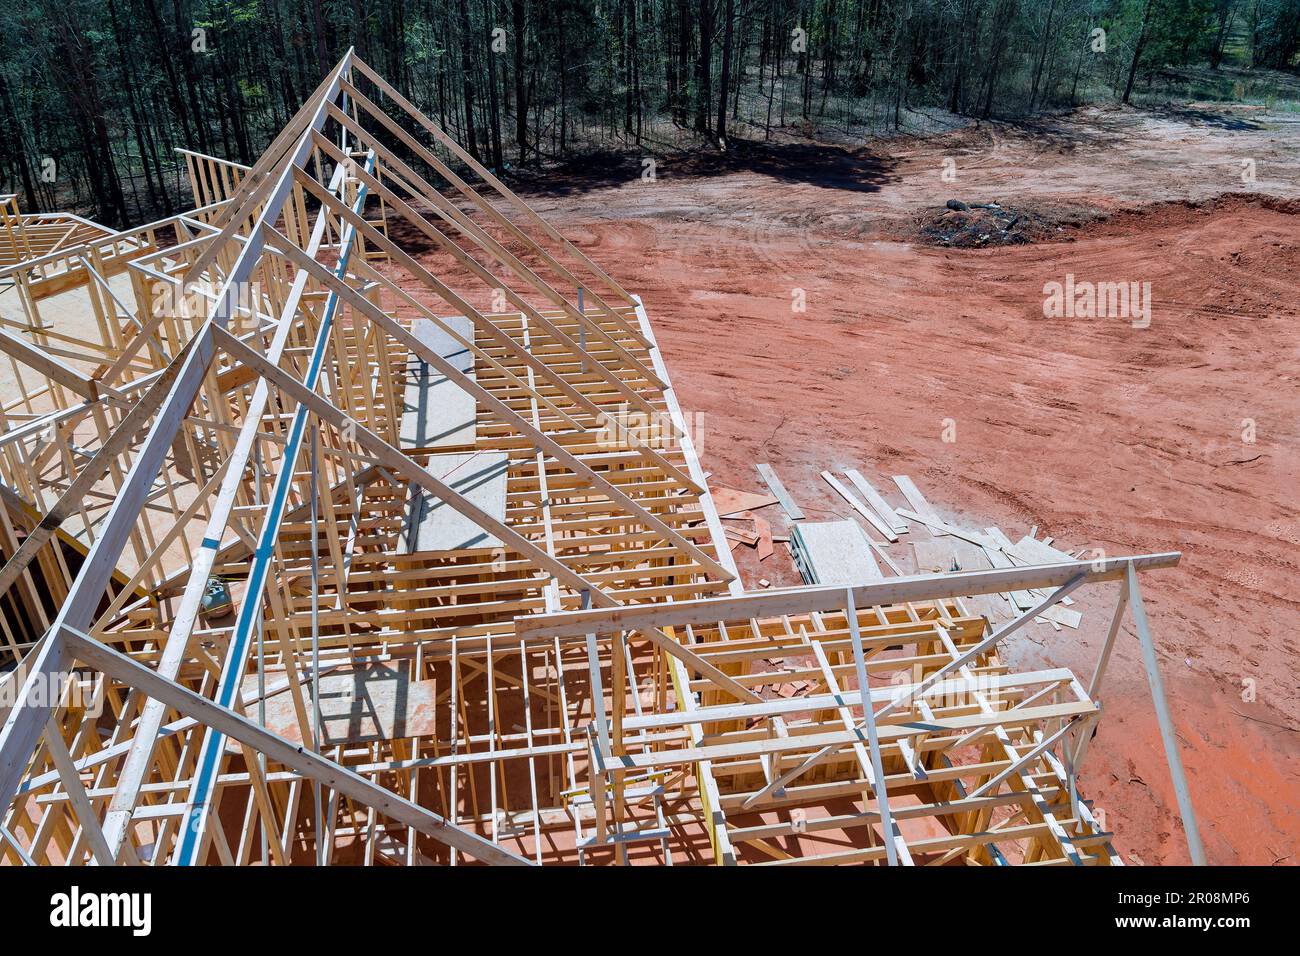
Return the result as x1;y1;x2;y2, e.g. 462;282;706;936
1145;104;1268;131
990;114;1110;150
509;138;897;197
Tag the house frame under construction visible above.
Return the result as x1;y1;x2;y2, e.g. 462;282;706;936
0;52;1204;867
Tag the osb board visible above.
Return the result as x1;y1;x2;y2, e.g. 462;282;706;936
792;520;881;585
911;539;959;574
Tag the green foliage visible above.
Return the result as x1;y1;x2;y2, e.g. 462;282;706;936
1147;0;1217;65
1254;0;1300;67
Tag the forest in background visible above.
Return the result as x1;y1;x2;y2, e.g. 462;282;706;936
2;0;1299;227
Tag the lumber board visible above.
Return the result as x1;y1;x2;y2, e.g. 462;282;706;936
845;468;907;534
755;463;804;520
893;475;945;536
821;471;897;542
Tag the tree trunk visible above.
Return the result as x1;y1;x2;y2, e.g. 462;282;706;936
1209;2;1240;69
1123;0;1157;104
457;0;480;160
486;11;504;171
676;0;691;127
982;0;1016;119
0;72;39;212
696;0;713;137
1029;0;1059;111
948;0;970;114
716;0;735;143
512;0;527;161
171;0;209;154
311;0;330;70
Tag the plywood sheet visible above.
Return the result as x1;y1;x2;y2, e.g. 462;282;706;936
401;451;508;552
792;520;882;586
246;663;438;746
911;539;958;574
399;315;477;450
712;485;779;517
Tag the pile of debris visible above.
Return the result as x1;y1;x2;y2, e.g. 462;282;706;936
915;199;1097;248
713;485;781;586
733;463;1093;633
919;200;1033;247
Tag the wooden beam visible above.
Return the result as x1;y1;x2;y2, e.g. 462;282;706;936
515;553;1181;640
261;226;732;582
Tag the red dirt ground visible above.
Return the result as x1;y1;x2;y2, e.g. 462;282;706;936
511;105;1300;865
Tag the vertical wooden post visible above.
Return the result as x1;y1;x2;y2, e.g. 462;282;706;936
1126;562;1207;866
844;589;900;866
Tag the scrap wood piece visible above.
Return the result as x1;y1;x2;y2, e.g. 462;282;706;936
951;542;992;572
965;592;1016;625
754;515;775;561
983;526;1015;551
1011;536;1081;611
978;534;1036;611
820;471;898;542
755;463;805;521
913;541;1003;622
985;528;1051;599
712;485;780;517
723;512;774;559
911;540;991;575
724;525;760;546
912;540;959;574
1010;534;1077;566
895;508;992;550
777;680;817;699
1039;604;1082;629
845;468;907;534
892;475;945;536
867;536;904;576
